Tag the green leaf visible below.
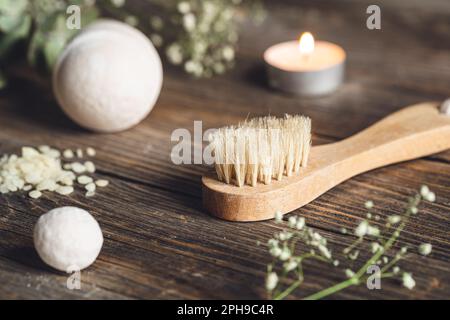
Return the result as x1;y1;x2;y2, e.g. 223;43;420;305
0;14;31;58
0;0;28;32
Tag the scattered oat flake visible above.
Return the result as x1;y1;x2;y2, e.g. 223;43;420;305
63;149;74;159
85;183;96;192
77;175;93;185
29;190;42;199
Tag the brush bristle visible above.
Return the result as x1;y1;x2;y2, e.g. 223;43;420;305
208;115;311;187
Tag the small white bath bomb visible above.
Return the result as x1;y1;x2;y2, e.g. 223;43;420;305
53;19;163;132
33;206;103;272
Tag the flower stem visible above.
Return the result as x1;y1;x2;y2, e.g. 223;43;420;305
303;277;358;300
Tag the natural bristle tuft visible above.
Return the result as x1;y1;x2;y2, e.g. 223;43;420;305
209;115;311;187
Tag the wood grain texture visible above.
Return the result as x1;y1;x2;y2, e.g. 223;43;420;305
0;0;449;299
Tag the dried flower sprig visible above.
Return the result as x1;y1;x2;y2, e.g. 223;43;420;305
264;185;435;300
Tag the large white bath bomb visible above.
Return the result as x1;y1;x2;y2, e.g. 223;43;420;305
53;19;163;132
34;206;103;272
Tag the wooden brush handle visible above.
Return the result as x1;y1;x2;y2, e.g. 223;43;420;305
202;102;450;221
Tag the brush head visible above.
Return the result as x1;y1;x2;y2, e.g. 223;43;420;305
208;115;312;187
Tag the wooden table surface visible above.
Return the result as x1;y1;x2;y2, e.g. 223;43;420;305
0;0;449;299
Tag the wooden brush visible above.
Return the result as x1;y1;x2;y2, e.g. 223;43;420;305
202;101;450;222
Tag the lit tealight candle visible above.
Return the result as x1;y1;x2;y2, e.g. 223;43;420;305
264;32;346;96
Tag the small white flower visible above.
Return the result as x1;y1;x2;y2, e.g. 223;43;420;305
150;34;163;47
367;225;380;237
425;192;436;202
266;272;278;291
345;269;355;278
387;215;401;224
333;260;340;267
400;246;408;254
149;16;163;30
125;15;138;27
182;13;196;32
269;247;282;258
278;231;293;241
420;185;430;198
283;259;298;272
318;244;332;259
410;207;418;214
110;0;125;8
279;247;291;261
177;1;191;14
371;242;382;253
340;227;347;234
355;220;369;237
418;243;432;256
365;200;374;209
267;238;279;248
166;44;183;65
296;217;305;230
402;272;416;290
274;211;283;223
393;266;400;274
382;256;389;264
222;46;235;61
288;216;297;228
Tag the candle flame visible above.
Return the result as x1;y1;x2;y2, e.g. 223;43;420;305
298;32;315;56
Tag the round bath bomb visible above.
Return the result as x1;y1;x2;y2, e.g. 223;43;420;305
34;206;103;272
53;19;163;132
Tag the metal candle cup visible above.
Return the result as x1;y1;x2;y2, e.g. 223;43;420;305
264;34;346;96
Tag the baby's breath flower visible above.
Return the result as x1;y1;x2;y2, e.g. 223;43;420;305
182;13;196;32
288;216;297;228
270;247;282;258
279;231;293;241
418;243;432;256
420;185;430;198
393;266;400;274
283;259;298;272
177;1;191;14
365;200;374;209
266;272;278;291
222;46;235;61
410;207;418;214
348;250;359;260
371;242;382;253
150;34;163;47
267;238;278;248
318;244;332;259
166;44;183;65
382;256;389;264
149;16;163;30
402;272;416;290
110;0;125;8
345;269;355;278
387;215;401;224
400;247;408;254
355;220;369;237
340;227;347;234
296;217;305;230
424;192;436;202
274;211;283;223
366;225;380;237
279;247;291;261
333;260;340;267
124;15;138;27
